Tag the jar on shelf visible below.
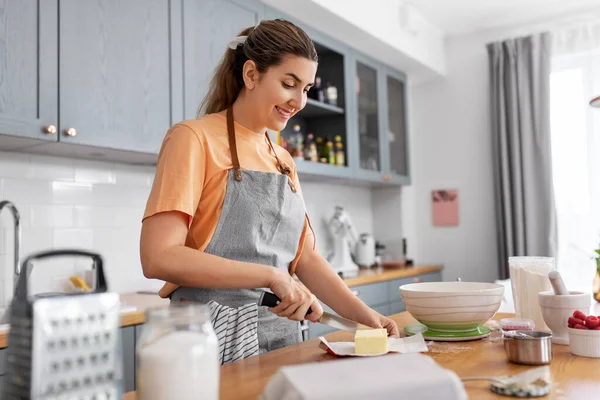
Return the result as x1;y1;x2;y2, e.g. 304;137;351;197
137;304;219;400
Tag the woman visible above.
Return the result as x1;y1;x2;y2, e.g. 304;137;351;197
140;19;399;360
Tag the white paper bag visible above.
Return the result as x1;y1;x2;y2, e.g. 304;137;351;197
261;353;468;400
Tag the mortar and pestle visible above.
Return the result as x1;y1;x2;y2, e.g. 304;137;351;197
538;271;591;345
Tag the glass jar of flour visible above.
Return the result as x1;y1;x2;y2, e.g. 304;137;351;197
136;304;219;400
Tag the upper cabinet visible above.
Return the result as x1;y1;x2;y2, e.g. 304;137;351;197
0;0;58;144
383;68;410;184
351;56;383;181
0;0;410;185
182;0;264;119
58;0;176;154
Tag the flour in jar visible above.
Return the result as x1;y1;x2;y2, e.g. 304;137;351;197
137;330;219;400
509;257;554;331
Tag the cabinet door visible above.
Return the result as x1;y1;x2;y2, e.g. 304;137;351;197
0;0;58;142
384;68;410;184
121;326;136;393
58;0;176;153
183;0;263;119
351;54;384;181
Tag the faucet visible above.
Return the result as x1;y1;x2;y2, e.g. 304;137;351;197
0;200;21;293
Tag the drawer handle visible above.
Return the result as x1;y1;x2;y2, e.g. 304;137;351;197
412;278;422;283
351;290;360;297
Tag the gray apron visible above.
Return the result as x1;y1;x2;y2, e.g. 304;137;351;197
171;107;306;361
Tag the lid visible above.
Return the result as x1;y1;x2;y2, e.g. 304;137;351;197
590;95;600;108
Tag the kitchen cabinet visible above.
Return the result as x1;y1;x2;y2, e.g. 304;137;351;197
0;0;58;146
381;68;410;184
0;348;5;375
306;271;442;339
0;0;182;161
182;0;264;119
121;326;136;393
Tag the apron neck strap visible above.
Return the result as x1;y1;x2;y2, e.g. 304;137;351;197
264;132;291;176
226;107;243;181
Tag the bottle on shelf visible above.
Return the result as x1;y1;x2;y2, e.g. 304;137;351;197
311;77;325;103
317;137;328;163
292;124;304;160
335;135;345;167
304;133;318;162
325;82;338;107
326;138;335;165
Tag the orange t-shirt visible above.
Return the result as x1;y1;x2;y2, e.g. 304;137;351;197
143;112;313;298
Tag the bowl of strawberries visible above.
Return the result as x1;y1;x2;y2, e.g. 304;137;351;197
567;310;600;358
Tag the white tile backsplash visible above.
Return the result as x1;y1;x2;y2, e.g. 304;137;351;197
0;149;379;307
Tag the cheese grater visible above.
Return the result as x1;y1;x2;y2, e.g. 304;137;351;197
2;249;123;400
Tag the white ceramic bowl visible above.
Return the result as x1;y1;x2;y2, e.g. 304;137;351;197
538;291;591;345
568;327;600;358
399;282;504;332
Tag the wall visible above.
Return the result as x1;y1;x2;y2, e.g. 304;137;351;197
403;23;567;284
0;151;373;307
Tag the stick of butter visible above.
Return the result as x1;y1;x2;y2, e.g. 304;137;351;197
354;328;388;355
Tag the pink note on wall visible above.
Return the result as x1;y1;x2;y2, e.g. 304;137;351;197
432;189;459;226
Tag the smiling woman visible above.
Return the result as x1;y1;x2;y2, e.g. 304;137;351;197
139;17;399;367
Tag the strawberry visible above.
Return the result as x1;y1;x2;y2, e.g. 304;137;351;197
568;316;585;327
574;324;588;330
573;310;587;321
594;326;600;330
585;316;600;329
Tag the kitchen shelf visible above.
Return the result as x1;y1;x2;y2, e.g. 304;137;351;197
295;158;353;180
300;98;344;118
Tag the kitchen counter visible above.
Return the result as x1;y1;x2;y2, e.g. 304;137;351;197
341;264;443;287
124;311;600;400
0;293;169;348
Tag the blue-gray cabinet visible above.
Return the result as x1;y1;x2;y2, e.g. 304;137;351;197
58;0;178;154
121;326;136;393
182;0;264;120
0;0;181;158
382;67;410;184
0;0;58;145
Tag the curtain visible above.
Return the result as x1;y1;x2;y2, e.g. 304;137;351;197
487;33;557;280
550;19;600;291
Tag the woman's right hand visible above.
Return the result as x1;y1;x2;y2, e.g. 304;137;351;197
268;270;323;323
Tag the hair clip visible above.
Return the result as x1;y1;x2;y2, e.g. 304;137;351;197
227;35;248;50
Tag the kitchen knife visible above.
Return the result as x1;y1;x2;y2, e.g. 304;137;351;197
259;291;362;333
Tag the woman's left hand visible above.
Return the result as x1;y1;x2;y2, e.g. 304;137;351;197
359;311;400;338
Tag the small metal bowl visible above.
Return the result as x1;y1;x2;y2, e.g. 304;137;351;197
503;330;552;365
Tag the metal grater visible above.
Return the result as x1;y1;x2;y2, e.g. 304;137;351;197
2;249;123;400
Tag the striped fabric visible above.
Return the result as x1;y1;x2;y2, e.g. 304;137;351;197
208;300;259;365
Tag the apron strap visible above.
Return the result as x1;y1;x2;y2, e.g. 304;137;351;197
226;107;243;181
265;132;297;192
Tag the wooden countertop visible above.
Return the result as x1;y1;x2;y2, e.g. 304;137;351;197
0;293;169;348
124;311;600;400
341;264;443;287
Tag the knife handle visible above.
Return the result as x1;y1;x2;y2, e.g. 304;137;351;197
260;291;313;315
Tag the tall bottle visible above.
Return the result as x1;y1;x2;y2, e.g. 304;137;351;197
304;133;318;162
335;135;345;167
312;77;325;103
325;82;338;107
326;138;335;165
292;124;304;160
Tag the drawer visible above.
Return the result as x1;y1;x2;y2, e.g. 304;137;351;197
389;301;406;315
351;282;389;308
372;304;391;317
387;272;442;303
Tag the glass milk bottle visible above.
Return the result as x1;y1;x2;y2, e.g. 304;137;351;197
509;256;555;331
137;304;219;400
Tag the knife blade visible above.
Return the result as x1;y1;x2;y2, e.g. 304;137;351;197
259;291;361;333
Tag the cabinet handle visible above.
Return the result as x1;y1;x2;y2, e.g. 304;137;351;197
44;125;57;135
412;277;422;283
65;128;77;137
351;290;360;297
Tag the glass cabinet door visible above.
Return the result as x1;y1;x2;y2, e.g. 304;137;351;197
356;62;381;173
386;74;408;177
